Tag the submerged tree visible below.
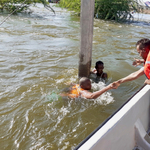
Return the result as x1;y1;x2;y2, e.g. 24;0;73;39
0;0;55;14
59;0;143;22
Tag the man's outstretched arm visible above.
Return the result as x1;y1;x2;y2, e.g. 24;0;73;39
113;68;144;88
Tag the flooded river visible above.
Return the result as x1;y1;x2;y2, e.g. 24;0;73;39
0;3;150;150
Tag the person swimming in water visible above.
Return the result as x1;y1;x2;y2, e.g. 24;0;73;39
90;61;108;83
61;77;116;99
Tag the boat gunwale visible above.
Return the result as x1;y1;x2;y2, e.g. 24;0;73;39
74;84;147;150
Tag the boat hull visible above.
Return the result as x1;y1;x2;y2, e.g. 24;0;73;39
75;85;150;150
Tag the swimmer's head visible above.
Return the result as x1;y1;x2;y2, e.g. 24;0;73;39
79;77;91;90
95;61;104;75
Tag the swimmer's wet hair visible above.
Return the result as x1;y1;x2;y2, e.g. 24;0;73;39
95;61;104;68
79;77;90;86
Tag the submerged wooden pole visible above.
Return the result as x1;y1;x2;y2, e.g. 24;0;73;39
78;0;95;78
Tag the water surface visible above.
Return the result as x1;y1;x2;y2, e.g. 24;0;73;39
0;4;150;150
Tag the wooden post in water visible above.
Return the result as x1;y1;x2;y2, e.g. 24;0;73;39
78;0;95;78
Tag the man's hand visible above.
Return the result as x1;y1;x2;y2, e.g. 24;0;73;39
132;58;144;67
144;79;150;85
111;80;122;89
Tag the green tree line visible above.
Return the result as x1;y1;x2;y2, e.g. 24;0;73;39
0;0;143;22
59;0;141;21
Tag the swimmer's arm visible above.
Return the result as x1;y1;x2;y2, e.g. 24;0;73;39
90;68;96;74
115;68;144;86
103;73;108;79
93;69;97;73
80;84;114;99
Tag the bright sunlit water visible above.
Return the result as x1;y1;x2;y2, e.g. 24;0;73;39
0;3;150;150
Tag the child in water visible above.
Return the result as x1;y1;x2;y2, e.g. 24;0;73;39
90;61;108;83
61;77;116;99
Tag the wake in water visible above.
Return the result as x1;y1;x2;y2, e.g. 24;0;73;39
91;81;114;105
42;76;114;106
39;79;115;149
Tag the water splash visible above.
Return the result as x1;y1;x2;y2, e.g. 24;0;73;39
91;81;115;105
42;91;62;103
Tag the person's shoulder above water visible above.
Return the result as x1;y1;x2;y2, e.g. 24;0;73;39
61;77;117;99
101;72;107;79
61;77;91;98
79;77;116;99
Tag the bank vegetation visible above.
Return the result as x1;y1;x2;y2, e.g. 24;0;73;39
0;0;147;22
59;0;144;22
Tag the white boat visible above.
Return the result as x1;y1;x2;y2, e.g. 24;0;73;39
75;85;150;150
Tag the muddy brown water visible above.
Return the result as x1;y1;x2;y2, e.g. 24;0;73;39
0;3;150;150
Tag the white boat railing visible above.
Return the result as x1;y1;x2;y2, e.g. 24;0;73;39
75;85;150;150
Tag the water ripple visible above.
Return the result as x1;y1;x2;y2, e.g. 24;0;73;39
0;3;149;150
